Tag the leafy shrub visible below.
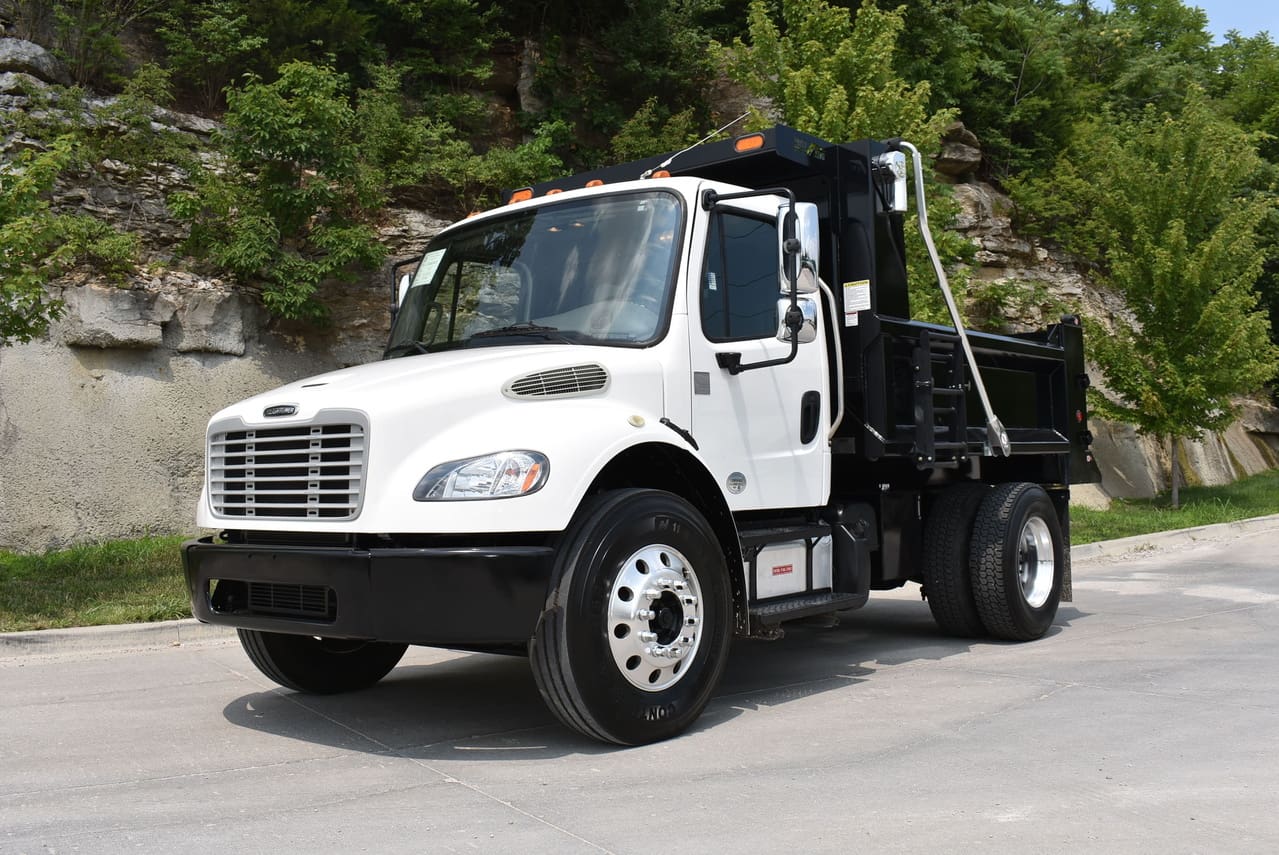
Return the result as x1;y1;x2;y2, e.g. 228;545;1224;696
0;139;140;345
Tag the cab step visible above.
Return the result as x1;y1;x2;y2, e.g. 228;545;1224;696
749;591;864;626
737;522;830;548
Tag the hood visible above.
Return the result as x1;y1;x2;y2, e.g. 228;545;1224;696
213;344;667;429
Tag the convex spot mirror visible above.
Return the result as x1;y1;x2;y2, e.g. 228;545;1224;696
776;295;818;343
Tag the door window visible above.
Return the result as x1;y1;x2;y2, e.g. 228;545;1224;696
700;212;780;341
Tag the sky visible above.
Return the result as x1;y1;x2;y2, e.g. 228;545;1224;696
1191;0;1277;40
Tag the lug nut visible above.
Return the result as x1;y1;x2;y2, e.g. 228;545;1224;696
682;596;697;606
637;609;656;620
639;631;657;643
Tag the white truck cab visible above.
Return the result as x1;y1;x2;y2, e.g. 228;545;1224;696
185;127;1097;744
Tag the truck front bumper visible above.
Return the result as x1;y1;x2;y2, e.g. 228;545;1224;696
183;537;556;647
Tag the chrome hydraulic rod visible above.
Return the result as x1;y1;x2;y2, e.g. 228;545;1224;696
896;141;1010;457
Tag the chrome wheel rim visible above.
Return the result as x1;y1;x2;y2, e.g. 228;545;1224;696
1017;516;1055;609
606;544;703;692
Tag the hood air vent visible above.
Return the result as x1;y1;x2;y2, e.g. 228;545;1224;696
504;363;610;399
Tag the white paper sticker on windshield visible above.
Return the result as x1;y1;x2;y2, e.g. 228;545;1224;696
844;280;871;327
412;248;446;289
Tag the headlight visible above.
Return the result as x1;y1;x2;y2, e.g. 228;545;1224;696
413;451;549;501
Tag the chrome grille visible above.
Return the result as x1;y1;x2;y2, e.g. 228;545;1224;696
505;363;609;398
209;418;366;520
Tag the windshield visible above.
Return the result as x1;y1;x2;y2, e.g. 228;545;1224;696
385;191;683;357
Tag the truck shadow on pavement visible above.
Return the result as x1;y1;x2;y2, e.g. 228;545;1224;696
221;595;1087;758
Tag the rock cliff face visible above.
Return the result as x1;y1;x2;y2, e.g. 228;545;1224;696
0;39;455;551
0;49;1274;550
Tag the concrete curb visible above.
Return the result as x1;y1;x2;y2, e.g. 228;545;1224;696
1070;512;1279;561
5;514;1279;659
0;617;236;660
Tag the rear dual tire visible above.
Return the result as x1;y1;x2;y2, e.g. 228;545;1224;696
970;482;1064;641
923;481;1063;641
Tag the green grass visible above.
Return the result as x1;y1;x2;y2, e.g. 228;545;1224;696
2;470;1278;632
1071;469;1279;544
0;535;190;633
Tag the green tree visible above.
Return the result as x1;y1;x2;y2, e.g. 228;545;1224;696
168;60;559;318
518;0;720;169
1020;93;1278;506
717;0;952;145
156;0;268;112
50;0;162;87
429;119;568;213
170;62;390;321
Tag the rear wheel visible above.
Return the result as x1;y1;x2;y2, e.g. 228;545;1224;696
238;630;407;693
530;489;732;745
969;482;1064;640
921;482;990;637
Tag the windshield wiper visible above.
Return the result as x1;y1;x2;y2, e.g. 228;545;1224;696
384;341;430;358
471;322;572;341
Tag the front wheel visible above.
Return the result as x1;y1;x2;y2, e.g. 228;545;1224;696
969;482;1064;641
238;630;407;694
530;489;732;745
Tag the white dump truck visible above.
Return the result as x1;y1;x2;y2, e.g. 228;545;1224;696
184;126;1097;744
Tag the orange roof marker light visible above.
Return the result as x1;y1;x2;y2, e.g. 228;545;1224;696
545;188;564;195
734;133;765;153
650;169;671;179
509;188;534;204
585;179;605;187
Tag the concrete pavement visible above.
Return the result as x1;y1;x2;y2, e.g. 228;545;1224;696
2;517;1278;853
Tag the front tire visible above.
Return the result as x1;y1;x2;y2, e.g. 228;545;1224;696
969;482;1064;641
530;489;732;745
238;630;407;694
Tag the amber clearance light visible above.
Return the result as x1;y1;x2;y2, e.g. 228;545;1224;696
734;133;765;152
509;188;534;204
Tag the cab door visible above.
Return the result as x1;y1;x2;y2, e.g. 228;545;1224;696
687;192;830;511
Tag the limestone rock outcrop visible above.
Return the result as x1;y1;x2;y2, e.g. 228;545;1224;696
0;37;70;85
934;122;983;180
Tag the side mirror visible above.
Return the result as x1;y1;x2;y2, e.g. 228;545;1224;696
778;201;820;292
390;255;422;320
776;295;818;343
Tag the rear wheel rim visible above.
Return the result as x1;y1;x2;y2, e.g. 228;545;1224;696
1017;516;1055;609
606;544;703;692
